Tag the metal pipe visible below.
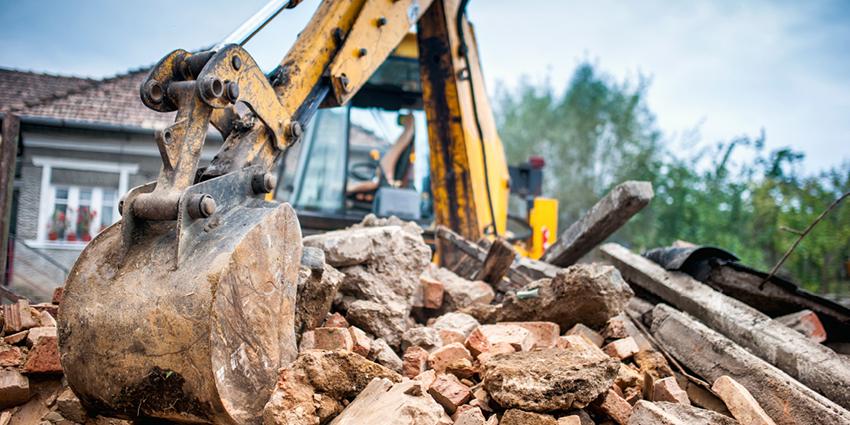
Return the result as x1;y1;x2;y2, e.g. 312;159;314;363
214;0;296;51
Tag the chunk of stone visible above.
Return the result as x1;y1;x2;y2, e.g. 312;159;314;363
57;387;87;423
428;373;471;414
295;248;344;334
348;326;372;357
263;350;401;425
370;337;404;373
466;324;534;356
428;343;473;374
403;327;444;352
464;264;633;330
653;377;690;405
603;337;639;360
0;369;29;408
346;299;408;349
476;342;516;364
3;330;27;345
423;264;495;311
25;326;57;347
299;330;316;352
603;316;629;340
38;310;57;327
594;389;632;425
313;327;354;351
712;376;776;425
403;346;430;379
565;323;604;347
501;322;560;349
453;406;486;425
557;416;582;425
627;401;738;425
22;335;62;374
482;347;619;412
616;363;644;392
329;378;452;425
501;409;558;425
432;312;481;337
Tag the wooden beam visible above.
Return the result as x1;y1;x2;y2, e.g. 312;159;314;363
543;181;653;267
651;303;850;425
600;243;850;410
474;238;516;285
0;114;20;287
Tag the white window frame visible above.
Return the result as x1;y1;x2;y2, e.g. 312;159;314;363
28;156;138;250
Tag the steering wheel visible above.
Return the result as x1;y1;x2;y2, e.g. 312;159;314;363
348;161;379;182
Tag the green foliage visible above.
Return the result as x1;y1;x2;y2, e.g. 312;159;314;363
495;62;850;295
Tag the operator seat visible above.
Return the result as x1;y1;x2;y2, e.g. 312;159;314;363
346;113;415;198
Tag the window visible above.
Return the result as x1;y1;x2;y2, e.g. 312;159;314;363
45;185;119;243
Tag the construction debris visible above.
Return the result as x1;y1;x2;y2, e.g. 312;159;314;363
5;214;850;425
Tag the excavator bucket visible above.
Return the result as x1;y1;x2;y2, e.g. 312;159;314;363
58;173;302;424
57;44;304;424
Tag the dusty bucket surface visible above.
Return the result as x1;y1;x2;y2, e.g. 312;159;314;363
58;201;301;424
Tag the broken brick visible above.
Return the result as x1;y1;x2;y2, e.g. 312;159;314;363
453;405;486;425
565;323;604;347
502;321;560;349
402;346;429;379
26;326;57;347
594;389;632;425
427;373;471;414
323;312;349;328
438;328;466;346
313;327;354;351
428;342;473;374
2;299;39;333
348;326;372;357
775;309;827;343
3;330;27;345
652;376;690;405
466;324;534;357
22;336;62;374
602;337;639;360
420;276;445;309
712;375;776;425
0;345;24;367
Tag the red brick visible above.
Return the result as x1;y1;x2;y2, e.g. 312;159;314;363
348;326;372;357
465;324;534;357
775;310;827;343
403;346;430;379
26;326;57;347
652;376;689;405
439;329;466;345
3;330;27;345
313;327;354;351
22;336;62;374
427;373;471;414
565;323;604;347
595;389;632;424
602;337;639;360
323;312;349;328
0;345;24;367
428;342;473;374
414;369;437;388
712;375;776;425
2;300;39;333
421;277;445;309
502;321;560;349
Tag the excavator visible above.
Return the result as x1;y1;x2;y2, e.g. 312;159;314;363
58;0;557;423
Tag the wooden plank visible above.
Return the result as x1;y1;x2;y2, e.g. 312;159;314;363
474;238;516;285
651;303;850;425
600;242;850;410
0;114;20;287
543;181;653;267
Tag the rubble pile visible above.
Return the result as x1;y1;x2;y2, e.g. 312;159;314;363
3;211;850;424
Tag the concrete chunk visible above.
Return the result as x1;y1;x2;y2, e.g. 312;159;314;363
329;378;452;425
0;369;29;408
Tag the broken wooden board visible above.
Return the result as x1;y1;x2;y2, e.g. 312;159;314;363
542;181;653;267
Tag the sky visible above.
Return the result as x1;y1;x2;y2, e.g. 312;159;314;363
1;0;848;172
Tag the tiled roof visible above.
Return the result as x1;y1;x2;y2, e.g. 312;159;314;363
0;67;175;130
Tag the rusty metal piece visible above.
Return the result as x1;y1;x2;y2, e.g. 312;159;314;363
59;202;302;424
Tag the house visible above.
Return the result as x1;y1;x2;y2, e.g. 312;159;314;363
0;67;223;300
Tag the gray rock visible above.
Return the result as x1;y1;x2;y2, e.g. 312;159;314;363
431;312;481;337
295;249;344;335
423;265;494;312
370;337;404;373
402;327;443;352
346;300;408;349
483;347;619;412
